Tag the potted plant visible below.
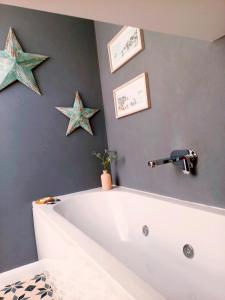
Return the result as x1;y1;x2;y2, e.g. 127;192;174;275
92;149;117;190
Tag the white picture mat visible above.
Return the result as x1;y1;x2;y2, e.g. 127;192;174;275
113;73;150;118
108;26;144;73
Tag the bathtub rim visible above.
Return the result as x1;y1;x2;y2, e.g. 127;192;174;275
53;186;225;217
33;186;225;300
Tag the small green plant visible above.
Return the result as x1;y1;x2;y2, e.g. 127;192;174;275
92;149;117;171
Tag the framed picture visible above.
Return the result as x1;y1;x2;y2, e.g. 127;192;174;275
107;26;144;73
113;72;151;119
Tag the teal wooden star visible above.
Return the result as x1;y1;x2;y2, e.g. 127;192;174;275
0;27;48;95
56;91;99;136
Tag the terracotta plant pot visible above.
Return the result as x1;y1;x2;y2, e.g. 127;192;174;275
101;170;112;190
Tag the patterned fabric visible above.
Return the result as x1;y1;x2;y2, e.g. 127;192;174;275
0;273;55;299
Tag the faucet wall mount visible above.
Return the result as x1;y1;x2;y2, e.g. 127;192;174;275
148;149;198;175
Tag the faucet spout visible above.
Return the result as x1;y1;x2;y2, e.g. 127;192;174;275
148;156;185;168
148;149;198;175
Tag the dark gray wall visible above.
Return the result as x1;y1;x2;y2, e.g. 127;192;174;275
95;22;225;208
0;5;107;272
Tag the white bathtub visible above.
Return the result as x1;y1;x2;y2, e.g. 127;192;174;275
33;187;225;300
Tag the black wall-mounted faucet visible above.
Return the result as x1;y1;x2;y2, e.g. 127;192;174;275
148;149;198;175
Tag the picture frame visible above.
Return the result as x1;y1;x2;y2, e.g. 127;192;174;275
113;72;151;119
107;26;144;73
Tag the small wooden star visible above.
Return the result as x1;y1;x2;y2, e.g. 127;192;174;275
0;27;48;95
56;91;99;136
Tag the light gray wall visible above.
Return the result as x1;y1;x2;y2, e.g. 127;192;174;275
0;5;107;272
95;22;225;208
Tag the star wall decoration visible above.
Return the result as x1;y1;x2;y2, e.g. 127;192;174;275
56;91;99;136
0;27;48;95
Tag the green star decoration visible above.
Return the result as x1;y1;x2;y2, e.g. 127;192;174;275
0;27;48;95
56;91;99;136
